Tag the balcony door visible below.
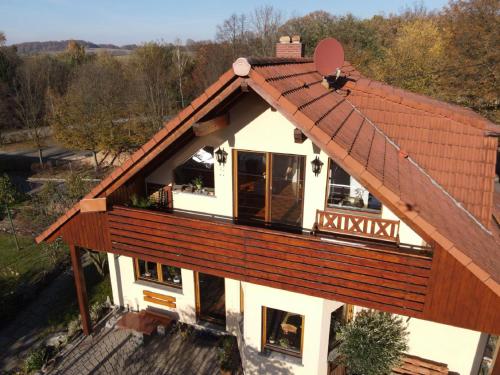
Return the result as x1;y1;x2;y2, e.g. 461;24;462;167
234;150;305;230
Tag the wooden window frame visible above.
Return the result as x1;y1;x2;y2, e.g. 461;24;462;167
233;149;307;228
134;258;182;289
324;158;382;215
261;306;305;358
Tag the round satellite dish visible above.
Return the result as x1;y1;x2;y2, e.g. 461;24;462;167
313;38;345;77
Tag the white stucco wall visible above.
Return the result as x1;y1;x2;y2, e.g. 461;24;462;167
405;317;485;375
381;206;424;246
241;282;343;375
147;93;330;231
146;93;424;246
107;253;197;324
108;252;485;375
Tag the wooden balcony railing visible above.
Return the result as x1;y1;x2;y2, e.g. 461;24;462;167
315;210;400;243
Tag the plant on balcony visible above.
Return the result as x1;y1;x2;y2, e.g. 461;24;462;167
192;176;203;192
338;309;408;375
129;193;152;209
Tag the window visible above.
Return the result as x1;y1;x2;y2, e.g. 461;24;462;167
326;160;381;212
262;307;304;357
134;259;182;288
173;146;215;194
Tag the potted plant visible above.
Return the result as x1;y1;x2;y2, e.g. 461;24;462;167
338;310;408;375
192;176;203;192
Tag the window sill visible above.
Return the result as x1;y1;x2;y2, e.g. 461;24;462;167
173;190;217;198
325;205;382;216
134;279;184;295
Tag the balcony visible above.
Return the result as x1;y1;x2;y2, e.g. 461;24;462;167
107;205;433;316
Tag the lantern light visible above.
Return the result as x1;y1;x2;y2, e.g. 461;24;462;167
215;147;228;165
311;156;323;176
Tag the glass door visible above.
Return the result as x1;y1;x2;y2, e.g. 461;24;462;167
235;151;305;230
270;154;305;228
236;151;267;224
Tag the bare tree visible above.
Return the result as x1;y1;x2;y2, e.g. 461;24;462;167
14;56;51;167
216;13;251;59
173;39;190;108
251;6;284;56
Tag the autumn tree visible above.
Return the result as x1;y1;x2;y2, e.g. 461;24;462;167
374;18;446;96
439;0;499;121
52;54;131;169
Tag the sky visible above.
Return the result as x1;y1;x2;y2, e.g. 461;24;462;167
1;0;450;45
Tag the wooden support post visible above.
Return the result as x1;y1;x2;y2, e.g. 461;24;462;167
70;244;91;335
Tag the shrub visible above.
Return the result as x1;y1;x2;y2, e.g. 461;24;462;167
339;309;408;375
24;346;47;372
218;335;239;372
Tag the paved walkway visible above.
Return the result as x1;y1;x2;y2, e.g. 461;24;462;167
49;324;221;375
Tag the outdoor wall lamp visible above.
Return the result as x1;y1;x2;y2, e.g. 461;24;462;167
311;156;324;176
215;147;228;166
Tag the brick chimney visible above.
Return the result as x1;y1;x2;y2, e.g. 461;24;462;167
276;35;303;58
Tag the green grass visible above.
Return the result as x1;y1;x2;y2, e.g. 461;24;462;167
0;233;68;295
45;271;112;332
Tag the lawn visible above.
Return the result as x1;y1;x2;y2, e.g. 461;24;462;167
0;233;69;326
46;271;112;332
0;233;68;289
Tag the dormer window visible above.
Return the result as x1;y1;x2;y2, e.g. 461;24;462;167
326;160;381;212
173;146;215;194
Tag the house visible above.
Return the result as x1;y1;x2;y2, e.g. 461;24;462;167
37;37;500;375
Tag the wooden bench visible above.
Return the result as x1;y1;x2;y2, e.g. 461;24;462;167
143;290;177;308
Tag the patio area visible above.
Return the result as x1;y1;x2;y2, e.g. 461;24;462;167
47;313;228;375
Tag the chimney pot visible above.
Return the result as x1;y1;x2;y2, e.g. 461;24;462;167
279;36;291;44
276;35;303;58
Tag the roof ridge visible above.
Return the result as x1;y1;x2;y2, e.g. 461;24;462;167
246;56;313;66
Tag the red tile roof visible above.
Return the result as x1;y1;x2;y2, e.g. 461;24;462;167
247;57;499;293
36;56;500;300
342;64;497;227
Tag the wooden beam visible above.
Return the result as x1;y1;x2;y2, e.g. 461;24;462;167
80;198;107;213
70;244;91;335
193;113;229;137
